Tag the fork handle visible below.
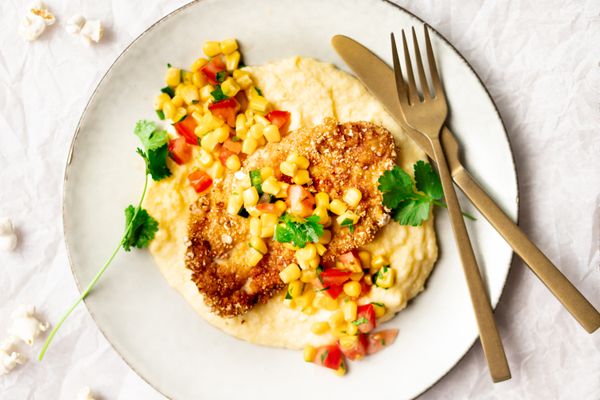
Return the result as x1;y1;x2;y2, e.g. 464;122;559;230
449;160;600;333
431;137;511;382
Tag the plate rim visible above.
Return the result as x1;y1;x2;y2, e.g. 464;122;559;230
61;0;520;398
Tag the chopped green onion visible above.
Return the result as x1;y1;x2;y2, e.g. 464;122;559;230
160;86;175;98
155;110;165;120
249;169;263;194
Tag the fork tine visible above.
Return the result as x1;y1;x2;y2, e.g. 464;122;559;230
411;27;431;99
424;25;444;100
390;33;408;106
401;30;419;105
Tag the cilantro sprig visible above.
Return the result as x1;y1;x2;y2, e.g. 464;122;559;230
39;120;168;360
379;161;474;226
274;213;324;248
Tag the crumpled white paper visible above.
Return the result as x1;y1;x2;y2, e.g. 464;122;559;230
0;0;598;399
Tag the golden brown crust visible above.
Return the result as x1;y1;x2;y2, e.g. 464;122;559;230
185;119;396;317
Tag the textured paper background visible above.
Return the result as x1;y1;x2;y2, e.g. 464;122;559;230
0;0;599;399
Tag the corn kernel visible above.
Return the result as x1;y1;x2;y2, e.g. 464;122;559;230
179;85;199;105
343;188;362;208
248;124;264;140
242;137;258;154
257;136;266;147
300;269;316;283
200;133;219;152
303;345;317;362
315;243;327;256
181;70;193;84
247;206;261;218
249;236;268;255
336;211;359;226
263;124;281;143
283;298;295;309
243;187;259;208
252;115;268;127
199;84;215;102
219;38;238;55
363;275;373;286
339;335;361;354
358;251;371;269
279;263;301;284
287;153;310;169
260;213;278;238
221;77;240;97
350;271;364;281
336;363;347;376
346;322;358;336
311;322;330;335
234;71;253;89
274;200;287;215
342;300;357;322
225;155;241;171
295;290;315;309
162;101;175;120
287;281;304;298
227;194;243;215
187;104;202;115
225;51;241;70
295;243;317;262
293;170;311;185
261;176;281;195
196;113;223;137
371;255;389;270
315;192;329;208
375;266;396;289
302;306;318;315
165;67;181;87
198;148;214;168
203;41;221;57
154;93;171;110
247;247;263;266
329;199;348;215
249;96;269;113
279;161;297;177
171;95;184;107
319;230;332;244
343;281;361;298
173;107;187;123
313;292;338;311
329;310;345;328
191;57;208;72
249;217;261;237
235;114;247;133
276;182;289;198
372;302;386;318
206;161;225;179
312;207;330;226
213;125;230;143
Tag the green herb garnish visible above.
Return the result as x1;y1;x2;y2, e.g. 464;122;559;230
231;136;242;142
320;350;329;364
39;119;166;361
216;71;227;83
273;214;324;248
237;207;250;218
254;87;263;96
352;317;369;326
160;86;175;98
340;218;355;233
167;63;172;68
285;291;292;300
370;302;385;307
155;109;165;120
249;169;263;194
134;120;171;181
211;85;229;101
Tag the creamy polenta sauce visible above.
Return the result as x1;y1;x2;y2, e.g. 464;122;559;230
144;56;438;349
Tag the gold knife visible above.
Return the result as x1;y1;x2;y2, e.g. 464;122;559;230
331;34;600;334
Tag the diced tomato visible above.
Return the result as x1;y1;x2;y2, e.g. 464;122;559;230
188;170;213;193
338;251;362;272
286;185;315;217
366;329;399;355
266;110;291;134
256;203;283;215
168;137;192;165
321;269;352;287
313;345;345;371
222;138;242;154
174;115;199;145
218;146;235;166
360;279;371;296
338;334;369;361
325;284;344;299
208;98;240;127
235;91;248;112
200;55;226;85
355;304;377;334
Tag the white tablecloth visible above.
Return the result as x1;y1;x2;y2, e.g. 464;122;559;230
1;1;599;399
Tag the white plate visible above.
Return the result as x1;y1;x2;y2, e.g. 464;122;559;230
63;0;518;399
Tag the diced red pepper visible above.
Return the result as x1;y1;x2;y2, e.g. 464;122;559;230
266;110;291;134
222;138;242;154
355;304;377;334
218;146;235;166
360;279;371;296
325;284;344;299
208;98;240;127
313;345;345;371
338;251;362;272
366;329;399;355
338;334;369;361
200;56;226;85
256;203;283;215
320;269;352;287
188;170;213;193
168;137;192;165
174;115;199;145
286;185;315;217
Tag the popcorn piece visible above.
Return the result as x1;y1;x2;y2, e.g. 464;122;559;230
29;2;56;26
65;14;86;35
18;1;56;42
0;337;26;376
80;20;104;44
8;305;50;346
77;387;96;400
0;217;18;252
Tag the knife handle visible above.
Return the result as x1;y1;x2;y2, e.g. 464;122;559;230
443;127;600;333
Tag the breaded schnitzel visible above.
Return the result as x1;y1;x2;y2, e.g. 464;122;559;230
185;118;396;317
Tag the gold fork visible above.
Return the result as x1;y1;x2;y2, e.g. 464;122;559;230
391;27;511;382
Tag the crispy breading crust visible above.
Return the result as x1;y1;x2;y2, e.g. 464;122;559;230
185;118;396;317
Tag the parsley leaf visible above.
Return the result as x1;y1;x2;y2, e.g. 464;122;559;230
414;160;443;200
211;85;229;101
121;205;159;251
273;213;324;248
340;218;355;233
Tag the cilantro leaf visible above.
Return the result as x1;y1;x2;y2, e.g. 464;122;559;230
211;86;229;101
352;317;369;326
137;146;171;181
273;213;324;248
340;218;355;233
216;71;227;83
122;205;159;251
414;160;443;200
134;120;169;151
378;166;415;209
392;199;431;226
254;87;263;96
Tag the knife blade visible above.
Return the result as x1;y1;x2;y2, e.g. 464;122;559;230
331;34;600;333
